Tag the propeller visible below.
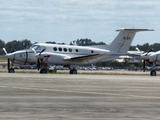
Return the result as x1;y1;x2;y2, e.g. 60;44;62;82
3;48;15;70
37;58;40;70
3;48;11;70
40;48;46;54
135;47;149;72
143;60;145;72
147;49;154;53
3;48;7;55
32;48;46;70
141;49;154;72
7;58;10;70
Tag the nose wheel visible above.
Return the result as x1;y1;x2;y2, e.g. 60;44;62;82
7;58;15;73
8;68;15;73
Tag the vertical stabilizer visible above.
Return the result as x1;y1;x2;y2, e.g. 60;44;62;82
109;28;154;53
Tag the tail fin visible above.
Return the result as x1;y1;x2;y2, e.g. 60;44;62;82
109;28;154;53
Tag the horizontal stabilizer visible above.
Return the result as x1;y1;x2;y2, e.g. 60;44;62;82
116;28;154;32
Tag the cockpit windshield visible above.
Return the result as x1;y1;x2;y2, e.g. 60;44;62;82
30;45;40;50
30;45;46;51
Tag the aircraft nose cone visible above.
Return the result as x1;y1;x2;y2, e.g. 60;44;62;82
6;53;15;60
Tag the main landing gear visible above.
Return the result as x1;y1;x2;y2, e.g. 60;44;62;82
39;68;47;74
150;70;156;76
70;69;77;74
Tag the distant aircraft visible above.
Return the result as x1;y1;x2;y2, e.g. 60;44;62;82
140;49;160;76
3;28;154;74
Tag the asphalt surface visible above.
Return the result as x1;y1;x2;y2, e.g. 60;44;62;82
0;73;160;120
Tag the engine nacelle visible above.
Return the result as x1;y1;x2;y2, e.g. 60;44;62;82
40;52;70;65
149;54;160;62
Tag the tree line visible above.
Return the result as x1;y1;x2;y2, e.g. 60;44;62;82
0;39;32;55
0;38;160;55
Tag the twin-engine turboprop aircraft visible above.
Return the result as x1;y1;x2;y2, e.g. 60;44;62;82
140;50;160;76
3;28;154;74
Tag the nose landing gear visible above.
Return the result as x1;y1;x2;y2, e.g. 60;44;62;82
7;58;15;73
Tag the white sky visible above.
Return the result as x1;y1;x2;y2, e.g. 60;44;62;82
0;0;160;45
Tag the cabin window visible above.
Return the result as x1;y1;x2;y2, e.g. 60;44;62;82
59;47;62;51
53;47;57;51
69;48;72;52
91;50;94;53
75;49;78;52
64;48;67;52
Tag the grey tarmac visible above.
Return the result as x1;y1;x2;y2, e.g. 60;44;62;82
0;73;160;120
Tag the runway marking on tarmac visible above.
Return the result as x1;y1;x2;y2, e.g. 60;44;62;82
0;85;160;99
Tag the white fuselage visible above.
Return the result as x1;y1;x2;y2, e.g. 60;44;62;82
31;43;113;65
7;43;120;66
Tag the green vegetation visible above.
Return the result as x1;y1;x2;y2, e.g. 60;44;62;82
129;43;160;52
0;39;32;55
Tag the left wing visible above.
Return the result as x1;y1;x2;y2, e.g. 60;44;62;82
63;54;106;62
39;52;125;63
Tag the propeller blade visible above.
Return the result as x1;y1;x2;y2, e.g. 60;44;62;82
135;47;140;52
7;58;10;70
39;48;46;55
37;58;40;70
32;48;36;54
143;60;145;72
147;49;153;53
3;48;7;55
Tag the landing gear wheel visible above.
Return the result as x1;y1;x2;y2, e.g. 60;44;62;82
70;69;77;74
8;68;15;73
150;70;156;76
40;69;47;74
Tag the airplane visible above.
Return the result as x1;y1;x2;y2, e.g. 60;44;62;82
3;28;154;74
140;49;160;76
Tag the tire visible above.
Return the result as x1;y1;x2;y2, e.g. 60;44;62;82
150;70;156;76
70;69;77;74
40;69;47;74
72;69;77;74
8;68;15;73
